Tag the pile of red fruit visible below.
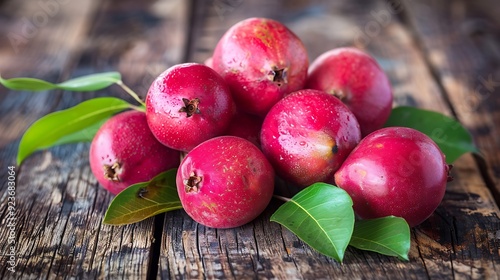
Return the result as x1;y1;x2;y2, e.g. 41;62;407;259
90;17;451;229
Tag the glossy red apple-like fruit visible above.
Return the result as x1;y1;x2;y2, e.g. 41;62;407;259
176;136;275;228
89;110;180;195
334;127;451;227
260;89;361;188
146;63;235;152
212;17;309;117
306;47;393;136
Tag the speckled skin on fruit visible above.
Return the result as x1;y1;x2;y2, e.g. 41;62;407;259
146;63;235;152
176;136;275;229
306;47;393;136
334;127;450;227
260;89;361;188
89;110;180;195
212;17;309;117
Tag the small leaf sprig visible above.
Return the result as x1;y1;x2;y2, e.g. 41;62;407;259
0;72;145;106
0;72;146;165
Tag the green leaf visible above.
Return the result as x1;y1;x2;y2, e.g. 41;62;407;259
17;97;132;165
349;216;411;261
384;106;480;163
103;169;182;225
271;183;354;262
0;72;121;92
52;118;108;146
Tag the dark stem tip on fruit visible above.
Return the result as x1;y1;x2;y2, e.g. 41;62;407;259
332;144;339;154
179;98;201;117
184;173;202;193
268;67;287;87
103;162;121;182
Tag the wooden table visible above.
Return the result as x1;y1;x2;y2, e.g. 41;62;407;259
1;0;499;279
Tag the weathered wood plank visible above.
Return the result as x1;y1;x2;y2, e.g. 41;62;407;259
0;0;100;151
0;0;94;76
402;0;500;199
6;150;156;279
304;1;500;278
76;0;190;100
159;0;500;279
398;1;500;277
0;0;190;279
330;1;500;278
1;0;499;279
0;0;102;277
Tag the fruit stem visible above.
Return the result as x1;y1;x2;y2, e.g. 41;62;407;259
268;67;287;86
116;80;146;107
273;195;291;202
130;104;146;112
103;162;121;182
179;98;201;117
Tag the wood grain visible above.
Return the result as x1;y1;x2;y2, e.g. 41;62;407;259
0;0;499;279
403;0;500;199
0;0;189;279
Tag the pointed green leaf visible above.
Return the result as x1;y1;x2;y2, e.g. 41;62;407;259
103;169;182;225
17;97;132;165
52;118;108;146
271;183;354;262
349;216;410;261
384;106;480;163
57;72;121;91
0;77;55;91
0;72;121;92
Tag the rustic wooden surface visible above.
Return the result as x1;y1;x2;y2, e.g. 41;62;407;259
0;0;499;279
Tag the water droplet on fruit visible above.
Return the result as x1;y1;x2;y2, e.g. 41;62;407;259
299;141;306;146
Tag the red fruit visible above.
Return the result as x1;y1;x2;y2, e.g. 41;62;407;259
89;110;180;195
306;47;393;136
146;63;234;152
260;89;361;188
334;127;451;227
224;111;263;148
212;17;309;117
176;136;275;228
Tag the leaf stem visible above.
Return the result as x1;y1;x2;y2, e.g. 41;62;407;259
130;105;146;112
273;195;291;202
116;80;146;107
